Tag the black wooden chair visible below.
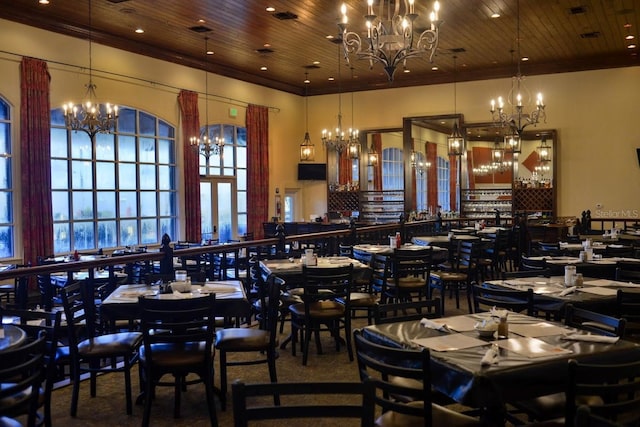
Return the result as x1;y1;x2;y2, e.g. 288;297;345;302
429;240;478;315
616;288;640;341
381;247;433;305
289;264;354;365
0;334;47;427
215;274;283;410
231;380;375;427
471;283;535;316
0;308;66;427
138;293;218;426
353;329;481;426
60;281;143;417
520;255;548;272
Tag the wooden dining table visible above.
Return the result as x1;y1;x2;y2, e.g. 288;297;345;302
100;280;250;329
361;312;640;425
525;255;640;279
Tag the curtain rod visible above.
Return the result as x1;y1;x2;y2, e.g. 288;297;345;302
0;49;280;113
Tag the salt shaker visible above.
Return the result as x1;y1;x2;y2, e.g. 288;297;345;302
497;316;509;339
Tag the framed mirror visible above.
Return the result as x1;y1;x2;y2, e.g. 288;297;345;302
403;114;464;219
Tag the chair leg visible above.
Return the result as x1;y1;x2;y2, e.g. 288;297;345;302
219;351;228;410
267;350;280;406
141;373;153;427
70;369;80;417
173;374;182;418
203;370;219;427
124;359;133;415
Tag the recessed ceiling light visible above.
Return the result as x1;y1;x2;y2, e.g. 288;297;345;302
206;50;214;55
135;28;144;34
264;43;271;48
313;61;320;65
328;77;335;81
266;6;275;12
198;19;205;24
304;78;310;84
403;69;411;73
39;0;50;4
326;35;335;40
491;12;500;18
626;34;635;40
431;66;438;71
260;66;268;71
521;56;529;61
628;43;637;49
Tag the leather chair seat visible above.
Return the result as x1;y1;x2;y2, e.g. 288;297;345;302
78;331;143;357
375;400;480;427
216;328;271;351
393;277;428;289
348;292;378;307
140;342;210;368
514;393;603;422
290;301;345;318
431;271;467;282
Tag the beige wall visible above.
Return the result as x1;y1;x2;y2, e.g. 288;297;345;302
2;18;640;252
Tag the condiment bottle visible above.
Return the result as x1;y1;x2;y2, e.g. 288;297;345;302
395;232;401;248
497;316;508;338
574;273;584;287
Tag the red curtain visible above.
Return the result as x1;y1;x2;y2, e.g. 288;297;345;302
372;133;382;191
20;57;53;267
426;142;438;213
449;154;458;211
246;104;269;239
177;90;201;242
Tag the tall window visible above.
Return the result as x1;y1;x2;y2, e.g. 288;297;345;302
197;124;247;240
437;156;451;212
50;107;177;253
0;97;14;258
382;147;403;190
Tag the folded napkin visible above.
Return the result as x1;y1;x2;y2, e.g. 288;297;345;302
419;318;449;332
561;333;619;344
558;286;577;297
481;344;500;366
171;290;190;299
203;283;238;293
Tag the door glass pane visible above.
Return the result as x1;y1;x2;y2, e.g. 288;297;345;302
218;182;232;242
200;182;212;242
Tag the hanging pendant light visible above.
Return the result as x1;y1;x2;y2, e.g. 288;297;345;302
299;72;315;162
447;56;465;156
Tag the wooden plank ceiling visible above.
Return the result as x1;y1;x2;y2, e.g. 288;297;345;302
0;0;638;96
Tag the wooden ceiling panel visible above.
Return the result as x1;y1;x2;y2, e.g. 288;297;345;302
0;0;637;95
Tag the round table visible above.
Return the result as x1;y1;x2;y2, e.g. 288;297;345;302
0;324;27;353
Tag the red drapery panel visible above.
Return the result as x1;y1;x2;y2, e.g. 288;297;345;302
372;133;382;191
338;151;351;185
449;154;459;211
467;150;475;190
426;142;438;213
177;90;201;242
246;104;269;239
20;57;53;267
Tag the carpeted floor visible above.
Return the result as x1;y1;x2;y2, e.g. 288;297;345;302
19;295;499;427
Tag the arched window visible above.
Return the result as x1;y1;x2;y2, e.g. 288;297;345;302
50;107;177;253
0;97;14;258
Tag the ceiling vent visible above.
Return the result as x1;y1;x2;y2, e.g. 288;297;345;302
256;48;274;54
272;11;298;20
449;47;466;53
569;6;587;15
107;0;130;3
580;31;600;39
304;64;321;69
189;25;212;33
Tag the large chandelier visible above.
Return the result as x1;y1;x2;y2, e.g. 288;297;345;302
339;0;442;82
190;37;224;160
322;49;359;157
63;0;118;139
489;0;546;150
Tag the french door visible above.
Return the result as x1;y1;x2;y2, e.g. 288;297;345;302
200;177;237;243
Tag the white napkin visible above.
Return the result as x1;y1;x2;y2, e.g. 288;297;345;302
481;343;500;365
420;318;449;332
558;286;577;297
171;290;190;299
561;334;619;344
